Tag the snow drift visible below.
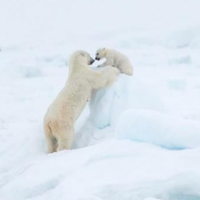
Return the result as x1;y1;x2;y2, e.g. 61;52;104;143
1;0;200;199
115;109;200;149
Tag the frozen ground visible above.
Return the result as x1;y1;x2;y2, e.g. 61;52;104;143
1;0;200;200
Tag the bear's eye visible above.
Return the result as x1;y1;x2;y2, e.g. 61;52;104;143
96;53;99;56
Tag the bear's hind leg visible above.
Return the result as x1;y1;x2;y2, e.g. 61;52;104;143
46;135;57;153
44;122;57;153
57;125;74;152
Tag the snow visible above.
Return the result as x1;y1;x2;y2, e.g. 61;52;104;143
89;76;164;129
1;0;200;200
115;110;200;149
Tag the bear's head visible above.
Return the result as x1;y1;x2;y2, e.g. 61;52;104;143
95;48;106;60
70;50;95;66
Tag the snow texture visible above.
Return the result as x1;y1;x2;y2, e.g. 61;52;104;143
115;109;200;149
1;0;200;200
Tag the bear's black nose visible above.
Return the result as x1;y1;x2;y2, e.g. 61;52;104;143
95;57;100;61
90;59;95;65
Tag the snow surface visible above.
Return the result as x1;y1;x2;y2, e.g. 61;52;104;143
1;0;200;200
115;110;200;149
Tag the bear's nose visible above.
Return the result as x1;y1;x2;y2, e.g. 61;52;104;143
90;59;95;65
95;57;100;61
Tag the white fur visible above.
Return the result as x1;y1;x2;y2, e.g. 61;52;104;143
44;50;120;153
96;48;133;76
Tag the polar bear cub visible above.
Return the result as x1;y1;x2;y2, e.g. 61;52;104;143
95;48;133;76
44;50;120;153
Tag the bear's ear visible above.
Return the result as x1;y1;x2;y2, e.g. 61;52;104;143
103;48;105;50
79;52;85;57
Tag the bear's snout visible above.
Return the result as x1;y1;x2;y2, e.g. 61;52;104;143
90;58;95;65
95;57;100;61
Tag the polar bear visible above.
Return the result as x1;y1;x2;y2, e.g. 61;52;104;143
95;48;133;76
44;50;120;153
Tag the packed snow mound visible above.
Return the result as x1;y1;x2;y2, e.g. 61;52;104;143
115;110;200;149
89;75;165;129
1;140;200;200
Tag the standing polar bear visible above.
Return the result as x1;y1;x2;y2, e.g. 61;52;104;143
44;50;120;153
95;48;133;76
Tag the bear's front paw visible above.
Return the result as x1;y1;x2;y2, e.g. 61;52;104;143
106;66;120;79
